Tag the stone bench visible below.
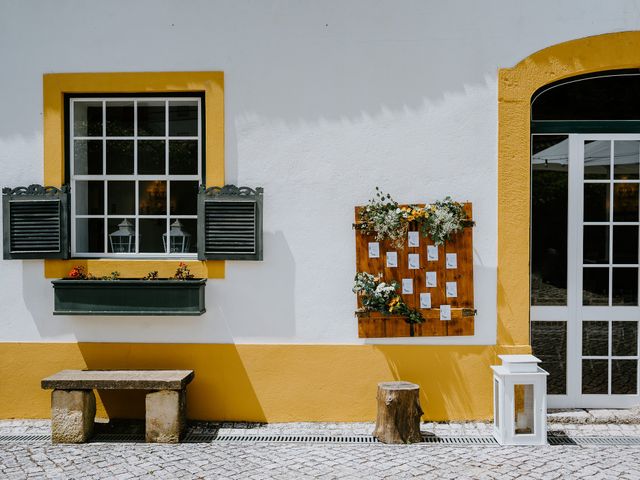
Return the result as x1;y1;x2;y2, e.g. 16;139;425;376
41;369;194;444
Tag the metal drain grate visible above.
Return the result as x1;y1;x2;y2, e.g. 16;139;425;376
194;434;500;445
205;434;381;444
1;433;640;446
548;436;640;446
0;434;50;442
91;433;145;443
422;436;498;445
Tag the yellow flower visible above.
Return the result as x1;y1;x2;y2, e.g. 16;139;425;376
388;297;401;311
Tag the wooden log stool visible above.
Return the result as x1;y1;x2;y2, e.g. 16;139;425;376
373;381;423;444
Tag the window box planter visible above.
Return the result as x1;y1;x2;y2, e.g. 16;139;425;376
52;279;206;316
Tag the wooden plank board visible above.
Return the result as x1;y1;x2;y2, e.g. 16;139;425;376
354;203;474;338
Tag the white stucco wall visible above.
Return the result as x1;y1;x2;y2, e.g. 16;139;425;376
0;0;639;344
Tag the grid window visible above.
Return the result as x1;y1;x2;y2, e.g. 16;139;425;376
70;97;201;257
583;140;640;306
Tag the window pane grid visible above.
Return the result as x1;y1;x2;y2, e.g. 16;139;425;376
74;136;198;141
584;179;640;183
583;356;639;360
581;140;639;394
70;97;201;258
583;140;640;307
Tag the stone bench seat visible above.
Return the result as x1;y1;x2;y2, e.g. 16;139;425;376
41;369;194;444
42;369;194;390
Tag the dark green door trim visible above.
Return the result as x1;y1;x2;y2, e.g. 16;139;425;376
532;120;640;134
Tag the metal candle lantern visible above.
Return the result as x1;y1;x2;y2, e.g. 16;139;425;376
491;355;549;445
108;219;135;253
163;219;191;253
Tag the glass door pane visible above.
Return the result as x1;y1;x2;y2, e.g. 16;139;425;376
580;137;640;401
530;135;570;399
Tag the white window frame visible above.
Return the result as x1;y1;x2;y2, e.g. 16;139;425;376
532;133;640;409
69;96;202;259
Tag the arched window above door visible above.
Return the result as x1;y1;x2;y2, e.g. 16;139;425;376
531;70;640;133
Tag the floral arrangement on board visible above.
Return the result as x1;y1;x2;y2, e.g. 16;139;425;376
354;187;474;247
65;262;195;281
352;272;424;324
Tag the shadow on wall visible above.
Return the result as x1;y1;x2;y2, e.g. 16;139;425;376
374;345;495;421
212;230;296;338
21;230;296;342
22;260;59;338
0;1;529;137
77;343;267;422
21;261;219;342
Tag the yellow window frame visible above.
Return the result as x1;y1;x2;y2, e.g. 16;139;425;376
43;71;225;278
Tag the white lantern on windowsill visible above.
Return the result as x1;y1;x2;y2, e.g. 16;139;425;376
491;354;549;445
162;220;191;253
108;219;135;253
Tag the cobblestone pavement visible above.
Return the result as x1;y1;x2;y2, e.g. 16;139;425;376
1;420;640;479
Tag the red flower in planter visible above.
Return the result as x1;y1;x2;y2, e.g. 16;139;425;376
67;266;87;279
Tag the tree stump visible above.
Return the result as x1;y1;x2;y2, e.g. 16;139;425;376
373;381;423;444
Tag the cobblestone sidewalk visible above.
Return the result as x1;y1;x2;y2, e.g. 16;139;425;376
1;420;640;479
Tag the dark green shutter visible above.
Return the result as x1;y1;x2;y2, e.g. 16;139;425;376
3;185;70;259
198;185;263;261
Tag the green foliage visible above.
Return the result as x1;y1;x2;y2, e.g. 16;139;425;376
173;262;194;280
356;189;474;246
101;271;121;281
356;187;407;248
353;272;424;325
143;270;159;280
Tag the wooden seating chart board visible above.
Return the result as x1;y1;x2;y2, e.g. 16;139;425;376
354;203;475;338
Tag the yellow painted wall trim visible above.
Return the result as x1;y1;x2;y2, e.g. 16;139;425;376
42;72;225;279
44;259;223;279
1;343;505;422
497;31;640;346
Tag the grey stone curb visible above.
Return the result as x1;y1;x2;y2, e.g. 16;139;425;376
547;407;640;424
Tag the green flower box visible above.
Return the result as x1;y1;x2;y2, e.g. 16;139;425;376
52;279;206;316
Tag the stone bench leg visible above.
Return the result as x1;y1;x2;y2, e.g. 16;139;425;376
51;389;96;444
145;389;186;443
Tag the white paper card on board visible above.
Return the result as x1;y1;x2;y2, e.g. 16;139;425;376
446;253;458;269
426;271;437;288
386;251;398;268
408;253;420;270
402;278;413;294
446;281;458;298
427;245;438;261
368;242;380;258
440;305;451;321
420;293;432;309
408;231;420;248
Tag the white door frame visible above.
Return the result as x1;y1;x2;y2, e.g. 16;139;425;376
534;133;640;408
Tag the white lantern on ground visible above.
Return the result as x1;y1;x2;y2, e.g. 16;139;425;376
491;354;548;445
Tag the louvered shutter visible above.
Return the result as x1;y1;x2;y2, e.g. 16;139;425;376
3;185;70;259
198;185;263;261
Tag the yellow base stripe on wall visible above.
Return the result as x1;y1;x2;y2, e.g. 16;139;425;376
0;343;529;422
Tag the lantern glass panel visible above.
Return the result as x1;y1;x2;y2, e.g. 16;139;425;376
108;218;137;254
162;219;194;253
513;384;534;435
494;379;500;429
165;218;196;253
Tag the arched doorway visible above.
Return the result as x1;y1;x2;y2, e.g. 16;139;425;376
498;32;640;409
531;71;640;407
